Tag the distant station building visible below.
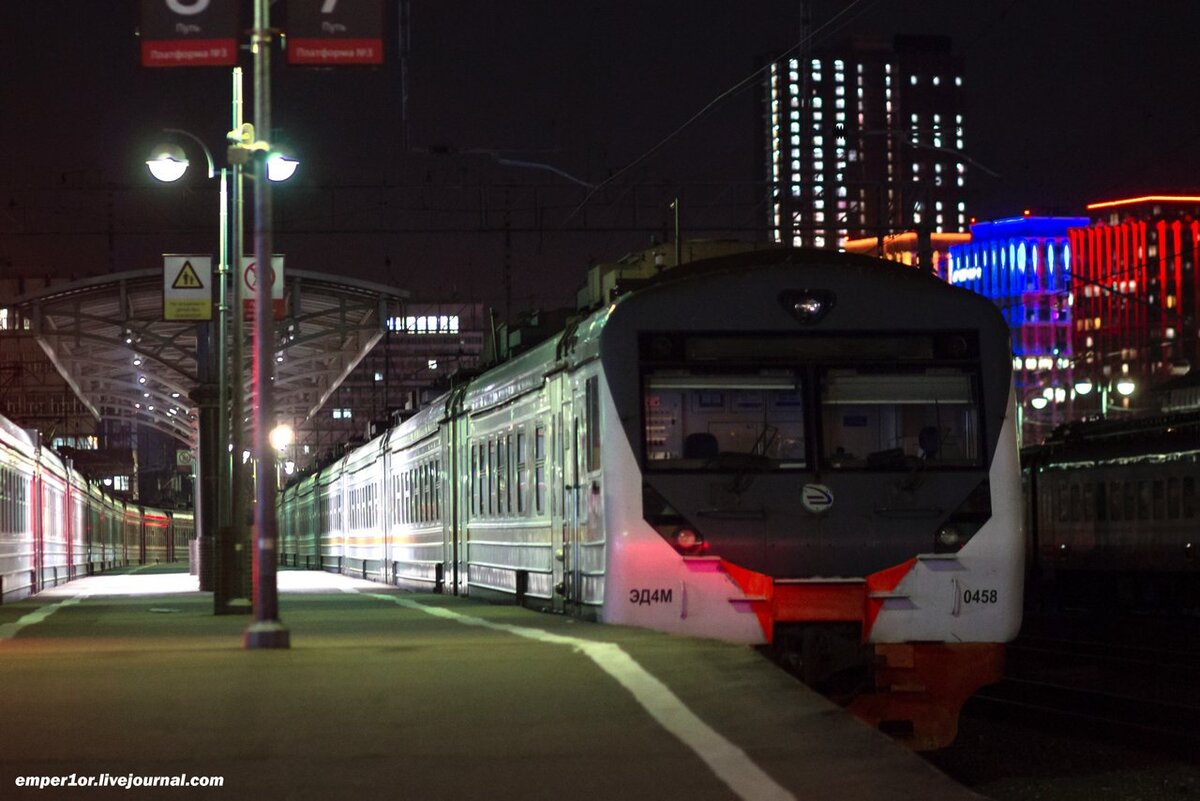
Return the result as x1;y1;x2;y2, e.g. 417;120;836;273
947;215;1087;442
1072;196;1200;409
841;230;969;280
765;34;969;250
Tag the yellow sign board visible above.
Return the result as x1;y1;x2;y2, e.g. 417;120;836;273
163;255;212;321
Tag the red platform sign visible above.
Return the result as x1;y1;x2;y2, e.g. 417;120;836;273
140;0;239;67
286;0;384;66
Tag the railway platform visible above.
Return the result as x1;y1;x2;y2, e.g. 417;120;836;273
0;567;984;801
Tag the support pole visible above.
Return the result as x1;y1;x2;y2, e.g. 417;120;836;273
219;67;251;615
244;0;289;649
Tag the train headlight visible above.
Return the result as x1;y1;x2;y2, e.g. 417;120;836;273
780;290;836;325
936;525;962;549
933;479;992;553
675;527;701;550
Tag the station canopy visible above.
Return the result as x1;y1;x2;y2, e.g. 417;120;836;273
12;269;407;449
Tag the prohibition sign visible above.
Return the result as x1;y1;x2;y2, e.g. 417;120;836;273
243;260;276;292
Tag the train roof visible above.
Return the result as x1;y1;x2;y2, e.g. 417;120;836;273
1028;410;1200;465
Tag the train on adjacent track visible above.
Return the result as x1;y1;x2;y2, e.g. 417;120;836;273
278;247;1025;749
0;414;193;602
1023;410;1200;613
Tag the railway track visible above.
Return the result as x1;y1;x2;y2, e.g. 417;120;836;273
965;621;1200;748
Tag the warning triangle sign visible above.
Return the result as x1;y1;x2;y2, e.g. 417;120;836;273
172;261;205;290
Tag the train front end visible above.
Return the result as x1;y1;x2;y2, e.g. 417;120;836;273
596;250;1023;749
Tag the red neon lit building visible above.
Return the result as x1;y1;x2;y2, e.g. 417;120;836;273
1072;196;1200;410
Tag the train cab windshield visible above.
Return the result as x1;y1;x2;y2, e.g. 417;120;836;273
820;368;981;469
644;371;808;469
640;333;984;472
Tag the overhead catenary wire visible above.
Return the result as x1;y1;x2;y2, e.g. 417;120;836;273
568;0;881;221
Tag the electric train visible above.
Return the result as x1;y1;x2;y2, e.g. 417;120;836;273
0;413;193;602
278;247;1025;749
1023;410;1200;613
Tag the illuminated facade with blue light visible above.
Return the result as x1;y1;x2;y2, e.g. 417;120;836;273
948;216;1089;441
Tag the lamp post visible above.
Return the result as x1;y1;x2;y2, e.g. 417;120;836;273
1074;375;1137;417
147;128;226;599
147;65;298;622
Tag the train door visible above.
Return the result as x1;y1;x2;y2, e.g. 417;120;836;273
559;395;585;615
31;470;42;594
442;423;460;595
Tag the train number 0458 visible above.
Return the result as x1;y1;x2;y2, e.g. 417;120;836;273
962;589;999;604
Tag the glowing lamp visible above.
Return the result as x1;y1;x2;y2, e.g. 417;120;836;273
146;144;189;182
269;423;295;451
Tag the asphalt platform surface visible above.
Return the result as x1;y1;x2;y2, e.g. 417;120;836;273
0;567;985;801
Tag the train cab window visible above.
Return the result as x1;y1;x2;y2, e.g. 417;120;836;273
821;368;980;469
642;371;806;469
1168;477;1181;519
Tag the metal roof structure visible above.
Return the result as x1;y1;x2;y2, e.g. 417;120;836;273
11;269;408;450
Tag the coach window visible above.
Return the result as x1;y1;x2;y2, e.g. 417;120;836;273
821;368;980;469
488;439;497;517
497;437;508;517
516;430;528;515
1095;481;1107;521
1184;476;1196;518
642;371;806;469
1152;479;1166;520
1069;484;1081;522
1136;480;1150;520
1109;481;1122;522
1081;483;1094;523
586;376;601;472
1168;477;1181;519
534;426;546;515
469;446;477;516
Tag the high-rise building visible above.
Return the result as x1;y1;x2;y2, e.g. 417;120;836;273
765;35;968;251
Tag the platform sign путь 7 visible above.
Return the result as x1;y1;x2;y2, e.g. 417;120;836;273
163;255;213;321
139;0;239;67
286;0;384;65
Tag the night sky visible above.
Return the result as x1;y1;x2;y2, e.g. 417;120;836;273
2;1;1199;314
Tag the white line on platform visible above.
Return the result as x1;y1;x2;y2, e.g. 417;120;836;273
366;593;795;801
0;594;88;642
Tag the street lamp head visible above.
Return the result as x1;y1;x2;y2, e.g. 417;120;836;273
266;151;299;182
1029;396;1049;410
1074;378;1095;396
1115;378;1136;397
147;143;189;182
